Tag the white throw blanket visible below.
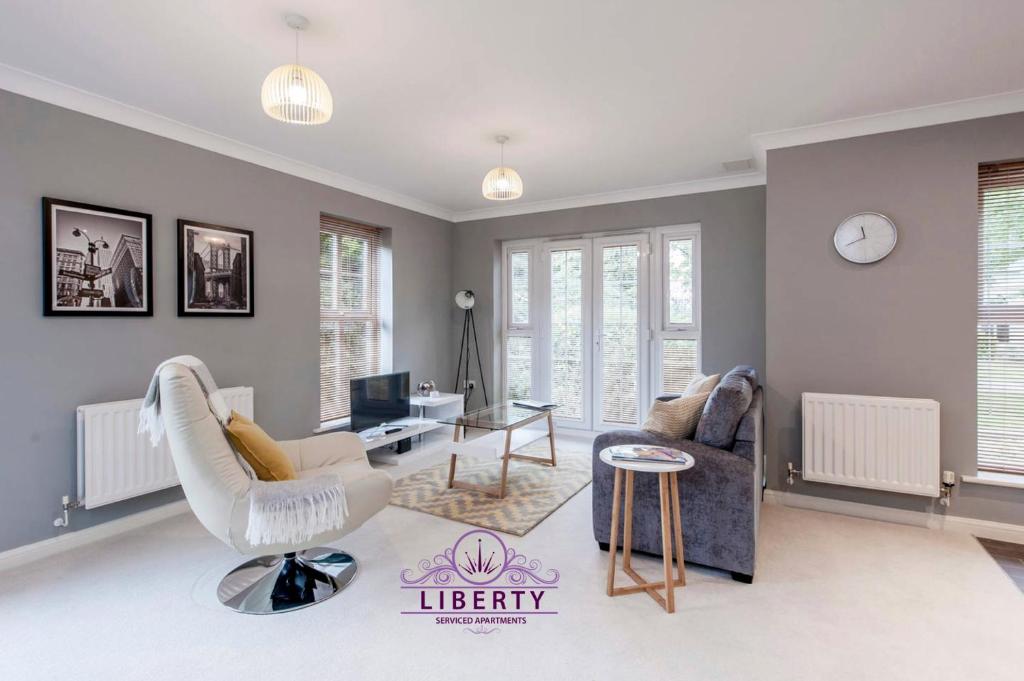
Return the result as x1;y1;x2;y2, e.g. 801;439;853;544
139;358;349;546
245;473;349;546
138;358;225;447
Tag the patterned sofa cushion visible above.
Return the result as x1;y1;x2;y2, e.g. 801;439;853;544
694;367;755;450
641;391;711;439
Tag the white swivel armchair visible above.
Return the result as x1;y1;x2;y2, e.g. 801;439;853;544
154;357;393;614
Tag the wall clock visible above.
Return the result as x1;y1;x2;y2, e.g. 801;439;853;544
833;212;898;264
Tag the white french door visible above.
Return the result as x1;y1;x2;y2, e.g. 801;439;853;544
541;240;593;428
592;234;650;430
502;225;698;432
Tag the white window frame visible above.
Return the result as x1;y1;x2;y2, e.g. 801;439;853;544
542;239;593;428
651;225;702;396
505;247;533;331
501;243;539;402
498;224;701;431
593;232;652;430
317;219;393;431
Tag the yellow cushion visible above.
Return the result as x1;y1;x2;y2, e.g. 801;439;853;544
641;392;712;439
224;411;297;481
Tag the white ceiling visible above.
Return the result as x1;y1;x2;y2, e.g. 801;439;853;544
2;0;1024;220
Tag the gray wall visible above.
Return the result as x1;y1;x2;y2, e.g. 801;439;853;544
766;112;1024;525
453;186;766;410
0;89;454;553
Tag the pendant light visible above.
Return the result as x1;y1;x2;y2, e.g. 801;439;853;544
482;135;524;201
261;14;333;125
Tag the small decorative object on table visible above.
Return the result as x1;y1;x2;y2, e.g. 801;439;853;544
600;444;695;614
417;380;436;397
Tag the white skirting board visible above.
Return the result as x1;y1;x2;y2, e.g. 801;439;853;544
0;500;191;573
763;489;1024;543
5;482;1022;575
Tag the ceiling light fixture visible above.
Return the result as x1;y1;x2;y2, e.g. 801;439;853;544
261;14;333;125
482;135;523;201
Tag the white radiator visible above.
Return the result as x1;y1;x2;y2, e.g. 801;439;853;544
801;393;940;497
76;386;253;509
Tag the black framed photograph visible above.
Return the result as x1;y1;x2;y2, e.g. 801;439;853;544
177;219;254;317
42;197;153;316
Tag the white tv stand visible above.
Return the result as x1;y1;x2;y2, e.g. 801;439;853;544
362;392;464;464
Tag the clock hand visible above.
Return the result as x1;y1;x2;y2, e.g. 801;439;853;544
844;236;866;247
860;225;866;239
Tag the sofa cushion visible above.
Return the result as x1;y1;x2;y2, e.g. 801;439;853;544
728;365;759;392
641;391;711;439
694;369;754;450
225;411;298;482
682;373;720;396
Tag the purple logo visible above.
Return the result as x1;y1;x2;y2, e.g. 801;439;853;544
400;529;560;633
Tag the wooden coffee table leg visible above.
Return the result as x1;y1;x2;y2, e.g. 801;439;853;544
447;421;461;489
498;428;513;499
669;472;686;587
606;468;623;596
546;411;557;466
659;472;675;613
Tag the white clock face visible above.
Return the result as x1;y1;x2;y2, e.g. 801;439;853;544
833;212;897;264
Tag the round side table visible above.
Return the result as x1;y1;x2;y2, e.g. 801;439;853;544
599;445;695;614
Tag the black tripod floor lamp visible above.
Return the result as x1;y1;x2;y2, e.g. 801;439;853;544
454;289;489;408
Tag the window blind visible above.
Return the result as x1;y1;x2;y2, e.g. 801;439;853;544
661;338;698;394
978;161;1024;474
601;244;640;425
320;215;382;424
509;250;531;326
550;248;584;419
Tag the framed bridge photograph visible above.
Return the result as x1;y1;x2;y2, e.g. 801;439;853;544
42;197;153;316
177;219;254;317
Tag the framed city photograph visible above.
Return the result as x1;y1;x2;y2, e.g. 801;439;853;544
42;197;153;316
177;219;254;317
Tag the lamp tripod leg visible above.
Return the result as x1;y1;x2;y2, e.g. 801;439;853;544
469;309;489;406
454;311;468;400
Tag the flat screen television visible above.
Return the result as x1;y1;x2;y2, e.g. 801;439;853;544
350;371;410;433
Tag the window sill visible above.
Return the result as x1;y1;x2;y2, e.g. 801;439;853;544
961;471;1024;490
314;417;351;434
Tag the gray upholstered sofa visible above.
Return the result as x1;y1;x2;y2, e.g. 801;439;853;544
592;366;763;582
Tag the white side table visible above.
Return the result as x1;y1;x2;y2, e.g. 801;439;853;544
599;445;695;614
410;392;464;420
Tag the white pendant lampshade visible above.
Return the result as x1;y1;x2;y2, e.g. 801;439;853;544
482;135;523;201
261;15;333;125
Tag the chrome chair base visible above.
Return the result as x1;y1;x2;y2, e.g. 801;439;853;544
217;547;357;614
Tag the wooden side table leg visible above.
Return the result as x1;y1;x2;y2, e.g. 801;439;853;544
669;472;686;587
498;428;513;499
622;470;634;570
447;421;461;489
546;411;557;466
659;472;675;613
606;468;623;596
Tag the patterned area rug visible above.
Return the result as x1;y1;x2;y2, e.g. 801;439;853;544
389;440;593;536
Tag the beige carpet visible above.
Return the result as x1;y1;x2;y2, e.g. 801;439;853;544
389;440;593;535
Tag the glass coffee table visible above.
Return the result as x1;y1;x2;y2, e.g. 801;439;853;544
439;401;558;499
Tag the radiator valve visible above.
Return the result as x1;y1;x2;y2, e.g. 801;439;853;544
786;462;802;485
939;470;956;507
53;495;79;528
